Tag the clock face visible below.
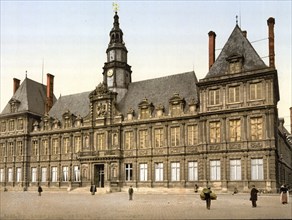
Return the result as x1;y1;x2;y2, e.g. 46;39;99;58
107;69;114;77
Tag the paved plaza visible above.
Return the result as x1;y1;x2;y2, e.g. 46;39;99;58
0;190;291;220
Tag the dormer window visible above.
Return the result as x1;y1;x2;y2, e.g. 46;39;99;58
169;93;185;116
138;98;153;119
9;98;20;113
226;54;244;74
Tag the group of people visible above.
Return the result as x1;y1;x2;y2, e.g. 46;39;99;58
198;184;290;210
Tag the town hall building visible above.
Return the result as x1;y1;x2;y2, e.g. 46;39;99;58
0;11;291;193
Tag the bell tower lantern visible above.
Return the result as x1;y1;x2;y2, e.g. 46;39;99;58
103;9;132;102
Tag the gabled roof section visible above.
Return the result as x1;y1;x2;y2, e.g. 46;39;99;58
1;77;54;115
48;91;91;120
205;25;267;78
117;71;198;116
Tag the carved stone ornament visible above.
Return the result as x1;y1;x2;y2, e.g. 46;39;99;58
96;103;107;117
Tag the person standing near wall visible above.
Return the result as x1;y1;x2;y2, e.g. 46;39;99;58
128;186;134;200
280;185;289;204
250;185;259;207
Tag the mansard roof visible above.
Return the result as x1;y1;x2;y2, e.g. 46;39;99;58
48;91;91;120
1;77;55;116
205;25;267;78
117;71;199;116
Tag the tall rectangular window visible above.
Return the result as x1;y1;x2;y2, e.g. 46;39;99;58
97;133;105;150
8;168;13;182
209;89;220;105
0;169;4;182
63;137;70;154
74;136;81;153
230;159;241;180
32;140;38;155
41;167;47;182
74;166;80;182
17;118;24;130
16;168;21;182
9;142;14;156
154;128;163;148
31;168;37;182
187;125;198;145
170;127;180;147
139;163;148;181
171;162;180;181
125;164;133;181
139;130;148;149
155;163;163;181
250;117;263;140
53;139;59;155
251;159;263;180
9;120;15;131
1;121;6;132
229;119;241;142
250;82;262;100
42;140;48;155
125;131;133;149
17;141;23;156
62;166;69;182
51;167;58;182
188;161;198;181
228;86;240;103
0;143;5;157
210;160;221;180
210;121;221;143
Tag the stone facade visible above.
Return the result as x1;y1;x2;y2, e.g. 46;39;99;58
0;13;291;193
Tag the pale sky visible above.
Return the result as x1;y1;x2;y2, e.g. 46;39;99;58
1;0;291;131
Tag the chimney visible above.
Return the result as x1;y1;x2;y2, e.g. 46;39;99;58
208;31;216;69
290;107;292;134
242;30;247;38
267;17;275;68
46;73;54;113
13;78;21;94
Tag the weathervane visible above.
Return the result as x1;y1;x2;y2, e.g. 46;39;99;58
113;2;119;13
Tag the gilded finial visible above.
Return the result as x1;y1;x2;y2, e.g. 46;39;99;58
113;2;119;13
236;15;238;25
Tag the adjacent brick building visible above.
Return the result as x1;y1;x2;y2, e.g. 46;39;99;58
1;12;291;193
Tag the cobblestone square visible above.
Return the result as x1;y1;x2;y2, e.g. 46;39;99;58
0;191;291;219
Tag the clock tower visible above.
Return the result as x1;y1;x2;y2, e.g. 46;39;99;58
103;11;132;102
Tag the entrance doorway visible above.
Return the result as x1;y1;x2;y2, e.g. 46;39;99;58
94;164;104;188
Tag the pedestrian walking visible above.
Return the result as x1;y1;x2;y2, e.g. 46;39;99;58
90;184;96;195
250;185;259;207
128;185;134;200
280;185;289;204
194;184;199;193
38;185;43;196
203;187;212;210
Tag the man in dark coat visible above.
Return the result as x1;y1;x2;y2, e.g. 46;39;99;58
38;185;43;196
250;185;259;207
204;187;212;210
90;184;97;195
128;186;134;200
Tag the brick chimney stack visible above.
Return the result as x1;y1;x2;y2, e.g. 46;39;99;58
208;31;216;69
267;17;275;68
46;73;54;113
13;78;20;94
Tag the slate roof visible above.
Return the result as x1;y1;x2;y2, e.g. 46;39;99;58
48;91;91;120
1;77;55;116
117;71;199;116
205;25;267;78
